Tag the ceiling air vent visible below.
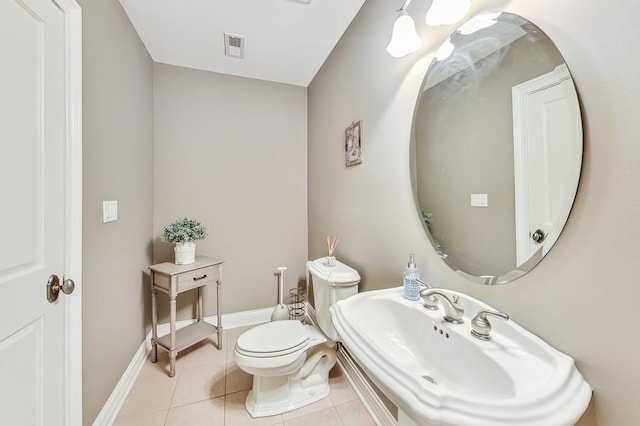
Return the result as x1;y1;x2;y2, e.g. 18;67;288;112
224;33;245;58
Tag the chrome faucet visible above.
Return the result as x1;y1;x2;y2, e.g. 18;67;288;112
470;310;509;341
420;289;464;324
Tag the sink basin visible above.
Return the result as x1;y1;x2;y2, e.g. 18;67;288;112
330;287;592;425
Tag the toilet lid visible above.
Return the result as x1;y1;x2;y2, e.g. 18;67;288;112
309;258;360;284
236;320;308;356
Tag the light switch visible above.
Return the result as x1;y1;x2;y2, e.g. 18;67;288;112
102;200;118;223
470;194;488;207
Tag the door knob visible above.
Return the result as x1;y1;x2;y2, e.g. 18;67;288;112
531;229;546;244
47;274;75;303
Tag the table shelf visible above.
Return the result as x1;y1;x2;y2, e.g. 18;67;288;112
156;321;218;353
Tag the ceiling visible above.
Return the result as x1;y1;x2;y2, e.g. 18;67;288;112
118;0;367;87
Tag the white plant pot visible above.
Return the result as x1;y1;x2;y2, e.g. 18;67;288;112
174;242;196;265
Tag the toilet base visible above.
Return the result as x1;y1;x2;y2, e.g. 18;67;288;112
244;345;337;418
245;377;330;418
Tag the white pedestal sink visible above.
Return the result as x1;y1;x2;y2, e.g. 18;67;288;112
330;287;592;425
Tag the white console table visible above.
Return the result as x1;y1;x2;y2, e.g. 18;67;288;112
148;256;224;377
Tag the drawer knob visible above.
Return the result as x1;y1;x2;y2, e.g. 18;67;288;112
193;274;208;281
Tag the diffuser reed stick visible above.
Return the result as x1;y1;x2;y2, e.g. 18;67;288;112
326;236;339;267
327;236;339;256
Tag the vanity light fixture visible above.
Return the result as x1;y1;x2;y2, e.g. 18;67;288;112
425;0;472;26
387;0;473;57
386;0;422;58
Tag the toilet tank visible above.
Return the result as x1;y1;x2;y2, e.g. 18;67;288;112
308;258;360;341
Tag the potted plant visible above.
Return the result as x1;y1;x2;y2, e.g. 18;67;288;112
160;217;208;265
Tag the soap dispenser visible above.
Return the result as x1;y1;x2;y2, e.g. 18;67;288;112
403;253;420;301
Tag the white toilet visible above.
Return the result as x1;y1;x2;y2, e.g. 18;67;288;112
234;258;360;417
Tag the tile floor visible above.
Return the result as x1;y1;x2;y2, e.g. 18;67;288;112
114;325;376;426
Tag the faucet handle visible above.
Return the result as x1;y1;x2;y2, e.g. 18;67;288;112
419;287;439;310
470;310;509;341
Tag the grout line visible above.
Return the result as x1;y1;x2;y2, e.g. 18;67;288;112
161;407;168;426
166;364;180;419
222;393;226;426
334;405;346;426
334;406;346;426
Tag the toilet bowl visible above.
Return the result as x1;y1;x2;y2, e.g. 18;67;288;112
234;258;360;417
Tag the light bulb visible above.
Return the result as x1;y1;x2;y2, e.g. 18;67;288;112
386;10;422;58
425;0;471;27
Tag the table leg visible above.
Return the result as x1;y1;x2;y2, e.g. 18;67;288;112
151;284;158;363
169;294;177;377
216;279;223;350
197;287;203;322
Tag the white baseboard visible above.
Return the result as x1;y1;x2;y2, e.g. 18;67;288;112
92;307;273;426
306;304;397;426
91;338;149;426
336;345;397;426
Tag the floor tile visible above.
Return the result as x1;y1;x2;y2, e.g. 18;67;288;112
113;409;168;426
328;370;359;406
171;364;226;407
225;390;284;425
118;374;177;418
225;361;254;394
165;396;225;426
281;396;333;422
335;399;376;425
283;407;343;426
180;336;227;372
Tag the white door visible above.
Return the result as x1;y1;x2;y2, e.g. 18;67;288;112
0;0;82;425
512;64;582;267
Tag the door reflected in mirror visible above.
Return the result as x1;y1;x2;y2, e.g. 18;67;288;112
411;12;582;285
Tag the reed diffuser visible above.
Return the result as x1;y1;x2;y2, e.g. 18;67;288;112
325;236;339;267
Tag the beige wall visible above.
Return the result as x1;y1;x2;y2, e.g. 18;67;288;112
309;0;640;424
153;63;308;318
80;0;154;424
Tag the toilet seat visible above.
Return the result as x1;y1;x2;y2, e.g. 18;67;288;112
236;320;309;358
236;339;308;358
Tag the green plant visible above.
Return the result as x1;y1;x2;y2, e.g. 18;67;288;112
421;208;433;226
160;217;208;244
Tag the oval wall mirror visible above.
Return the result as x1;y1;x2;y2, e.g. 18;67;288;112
411;12;582;285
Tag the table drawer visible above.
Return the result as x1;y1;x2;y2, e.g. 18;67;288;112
177;265;218;292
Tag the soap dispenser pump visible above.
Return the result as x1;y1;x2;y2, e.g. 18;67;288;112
403;253;420;301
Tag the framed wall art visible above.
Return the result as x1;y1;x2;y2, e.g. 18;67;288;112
345;120;362;167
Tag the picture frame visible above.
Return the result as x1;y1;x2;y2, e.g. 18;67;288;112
345;120;362;167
